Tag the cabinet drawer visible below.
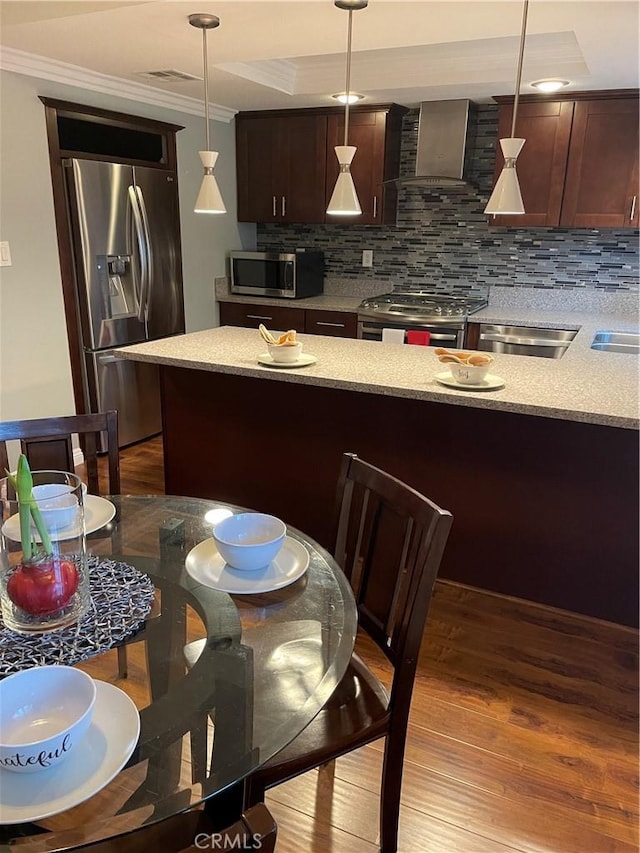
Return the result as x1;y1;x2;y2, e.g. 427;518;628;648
219;302;303;332
305;310;357;338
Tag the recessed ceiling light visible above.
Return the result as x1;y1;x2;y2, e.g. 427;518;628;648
530;79;570;93
331;92;364;105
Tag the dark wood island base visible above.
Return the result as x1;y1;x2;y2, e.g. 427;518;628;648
160;365;639;627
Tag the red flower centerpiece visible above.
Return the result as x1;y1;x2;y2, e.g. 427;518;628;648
0;457;89;633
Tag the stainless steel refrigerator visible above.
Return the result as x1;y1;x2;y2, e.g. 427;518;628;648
64;158;185;448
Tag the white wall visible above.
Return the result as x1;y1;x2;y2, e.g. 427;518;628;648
0;69;255;422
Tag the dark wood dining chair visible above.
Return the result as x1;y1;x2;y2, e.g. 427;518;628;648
244;452;453;853
0;411;126;674
0;411;120;496
45;803;276;852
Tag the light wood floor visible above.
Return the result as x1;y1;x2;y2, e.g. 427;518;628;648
113;436;639;853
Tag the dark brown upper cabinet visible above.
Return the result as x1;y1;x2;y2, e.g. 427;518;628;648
236;112;328;224
40;97;182;170
325;105;407;225
235;104;407;225
489;100;573;227
560;98;639;227
489;91;639;228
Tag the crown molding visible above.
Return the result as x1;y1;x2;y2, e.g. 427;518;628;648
217;59;297;95
0;47;237;123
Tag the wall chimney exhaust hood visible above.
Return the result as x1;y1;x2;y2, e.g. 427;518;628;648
390;99;476;187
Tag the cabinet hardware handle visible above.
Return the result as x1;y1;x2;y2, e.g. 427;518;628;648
315;322;346;328
282;196;286;217
272;196;277;217
247;314;273;321
373;196;378;218
630;195;637;221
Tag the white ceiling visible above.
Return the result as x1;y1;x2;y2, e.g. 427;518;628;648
0;1;638;117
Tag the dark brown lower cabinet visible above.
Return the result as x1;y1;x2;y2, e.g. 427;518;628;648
304;309;357;338
219;302;357;338
160;365;639;627
218;302;302;332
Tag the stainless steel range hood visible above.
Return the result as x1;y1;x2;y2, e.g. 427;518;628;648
391;99;476;187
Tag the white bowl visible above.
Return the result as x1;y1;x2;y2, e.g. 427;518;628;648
32;484;84;530
0;665;96;773
267;342;303;363
449;362;492;385
213;513;286;571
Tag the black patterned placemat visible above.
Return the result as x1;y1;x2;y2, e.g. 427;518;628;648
0;557;155;677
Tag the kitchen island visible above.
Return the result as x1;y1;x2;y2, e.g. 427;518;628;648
116;323;639;626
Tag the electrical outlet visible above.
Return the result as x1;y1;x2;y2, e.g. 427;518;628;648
362;249;373;268
0;242;12;267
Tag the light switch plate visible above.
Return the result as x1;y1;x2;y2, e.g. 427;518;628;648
362;249;373;268
0;241;12;267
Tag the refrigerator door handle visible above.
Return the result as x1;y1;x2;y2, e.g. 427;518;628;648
135;185;154;322
127;185;149;325
98;353;121;365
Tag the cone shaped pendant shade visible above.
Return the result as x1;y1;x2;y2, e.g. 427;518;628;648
484;138;525;214
189;13;226;215
327;0;367;216
327;146;361;215
485;0;529;216
195;151;225;214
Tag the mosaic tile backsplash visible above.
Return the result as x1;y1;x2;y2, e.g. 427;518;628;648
257;105;639;296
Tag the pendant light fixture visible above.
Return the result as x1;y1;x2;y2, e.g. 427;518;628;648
189;13;226;214
327;0;367;216
485;0;529;215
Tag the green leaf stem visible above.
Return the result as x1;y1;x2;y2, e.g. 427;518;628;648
7;455;53;560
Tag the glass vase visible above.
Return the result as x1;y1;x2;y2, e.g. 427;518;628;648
0;471;90;634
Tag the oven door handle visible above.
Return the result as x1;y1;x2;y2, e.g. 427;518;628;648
358;323;459;343
423;332;459;342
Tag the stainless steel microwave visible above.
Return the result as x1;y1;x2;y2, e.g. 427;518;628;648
229;251;324;299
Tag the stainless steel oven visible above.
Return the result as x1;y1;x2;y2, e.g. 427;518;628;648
357;291;487;345
358;317;465;345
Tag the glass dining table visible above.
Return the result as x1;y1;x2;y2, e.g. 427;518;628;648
0;495;358;851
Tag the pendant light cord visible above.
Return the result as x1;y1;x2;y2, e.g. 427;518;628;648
202;25;211;151
510;0;529;138
343;9;354;147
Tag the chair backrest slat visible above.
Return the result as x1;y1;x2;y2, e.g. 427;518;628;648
331;453;452;671
19;434;75;473
0;411;120;495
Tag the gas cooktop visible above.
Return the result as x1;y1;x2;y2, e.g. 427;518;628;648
358;290;488;323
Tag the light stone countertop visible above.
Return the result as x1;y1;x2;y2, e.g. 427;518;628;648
470;305;638;330
115;320;639;430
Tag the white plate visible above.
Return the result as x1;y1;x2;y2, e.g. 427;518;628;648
257;353;317;369
185;536;310;594
1;495;116;543
0;680;139;825
435;371;505;391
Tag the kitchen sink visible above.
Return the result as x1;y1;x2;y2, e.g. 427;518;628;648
590;331;640;354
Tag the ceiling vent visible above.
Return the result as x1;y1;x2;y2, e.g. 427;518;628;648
137;70;201;82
